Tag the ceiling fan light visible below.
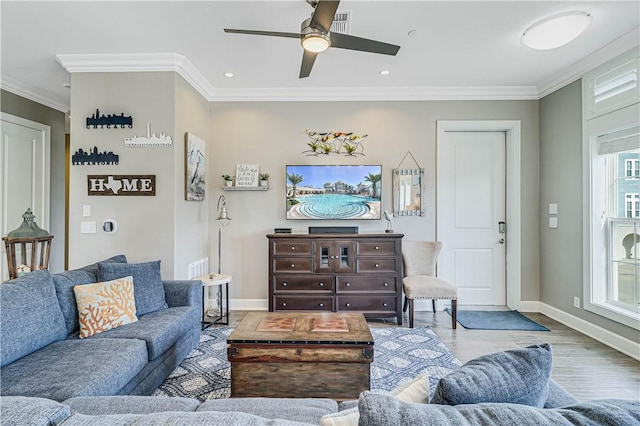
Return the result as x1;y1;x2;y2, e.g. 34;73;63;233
302;33;330;53
521;11;592;50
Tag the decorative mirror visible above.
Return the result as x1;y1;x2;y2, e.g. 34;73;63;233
393;151;425;216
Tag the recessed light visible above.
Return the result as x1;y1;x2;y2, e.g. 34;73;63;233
521;11;592;50
379;70;390;76
407;30;418;37
223;72;235;78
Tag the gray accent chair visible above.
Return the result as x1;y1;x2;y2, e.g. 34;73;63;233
402;241;457;328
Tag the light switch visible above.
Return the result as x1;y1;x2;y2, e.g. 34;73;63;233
82;205;91;217
549;217;558;228
80;221;97;234
549;203;558;215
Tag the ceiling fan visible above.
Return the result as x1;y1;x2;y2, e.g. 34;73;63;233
224;0;401;78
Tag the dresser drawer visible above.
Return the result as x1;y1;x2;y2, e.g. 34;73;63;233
274;275;333;292
357;241;397;256
336;295;396;312
273;240;313;256
273;296;333;311
274;257;313;273
357;258;397;273
336;276;396;293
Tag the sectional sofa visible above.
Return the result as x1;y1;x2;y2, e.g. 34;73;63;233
1;258;639;425
0;255;201;401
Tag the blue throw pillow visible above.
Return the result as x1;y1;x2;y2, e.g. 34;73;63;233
0;270;68;367
431;343;552;407
98;260;167;316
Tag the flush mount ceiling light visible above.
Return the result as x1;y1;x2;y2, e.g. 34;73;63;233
521;11;592;50
223;72;234;78
379;70;390;76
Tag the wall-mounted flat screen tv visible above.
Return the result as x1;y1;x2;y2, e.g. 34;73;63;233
286;165;382;220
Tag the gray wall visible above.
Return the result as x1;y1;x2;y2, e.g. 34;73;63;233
173;74;210;276
539;80;638;342
209;100;540;304
68;72;209;279
1;89;66;272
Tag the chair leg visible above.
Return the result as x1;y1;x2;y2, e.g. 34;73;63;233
432;299;436;313
403;295;409;313
409;299;415;328
451;299;457;329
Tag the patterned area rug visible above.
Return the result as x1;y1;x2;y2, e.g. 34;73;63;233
153;326;461;401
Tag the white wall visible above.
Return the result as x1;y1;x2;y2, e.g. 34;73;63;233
209;100;540;306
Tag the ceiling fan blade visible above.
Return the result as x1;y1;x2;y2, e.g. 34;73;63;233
330;32;400;55
310;0;340;33
224;28;301;39
299;50;318;78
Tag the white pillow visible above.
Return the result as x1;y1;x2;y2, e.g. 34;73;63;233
319;374;430;426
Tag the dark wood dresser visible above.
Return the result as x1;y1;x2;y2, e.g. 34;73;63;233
267;233;404;324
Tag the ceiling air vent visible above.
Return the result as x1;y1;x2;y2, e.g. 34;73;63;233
331;11;350;34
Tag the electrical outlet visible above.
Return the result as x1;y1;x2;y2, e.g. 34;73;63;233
573;296;580;308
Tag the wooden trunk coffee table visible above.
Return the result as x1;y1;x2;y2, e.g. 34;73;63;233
227;312;373;400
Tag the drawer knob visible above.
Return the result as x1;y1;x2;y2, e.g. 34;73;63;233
282;302;287;307
345;283;350;287
375;264;379;268
375;246;379;250
319;282;324;287
346;303;351;307
282;282;287;286
291;264;295;268
383;303;388;307
291;246;295;250
319;303;324;307
383;282;388;287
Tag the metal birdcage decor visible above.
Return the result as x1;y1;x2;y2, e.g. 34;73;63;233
2;208;53;279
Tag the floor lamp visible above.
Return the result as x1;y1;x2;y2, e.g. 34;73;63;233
216;195;231;274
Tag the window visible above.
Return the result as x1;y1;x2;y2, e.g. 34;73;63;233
583;48;640;329
625;193;639;218
625;159;640;177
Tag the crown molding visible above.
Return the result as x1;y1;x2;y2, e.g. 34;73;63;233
537;27;640;99
209;85;540;102
56;52;216;102
0;76;69;112
56;52;538;102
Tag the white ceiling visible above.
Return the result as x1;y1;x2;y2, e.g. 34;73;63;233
1;1;639;111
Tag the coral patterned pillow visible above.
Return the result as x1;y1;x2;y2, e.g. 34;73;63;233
74;276;137;338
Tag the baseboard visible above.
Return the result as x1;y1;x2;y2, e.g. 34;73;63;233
539;302;640;361
230;299;268;311
512;300;540;312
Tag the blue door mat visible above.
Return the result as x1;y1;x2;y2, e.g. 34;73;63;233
445;309;549;331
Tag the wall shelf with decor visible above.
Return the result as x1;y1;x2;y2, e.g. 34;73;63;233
221;186;269;191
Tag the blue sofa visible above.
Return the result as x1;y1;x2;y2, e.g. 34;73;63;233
0;256;201;402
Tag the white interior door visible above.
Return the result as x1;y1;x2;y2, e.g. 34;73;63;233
0;113;50;281
437;131;506;305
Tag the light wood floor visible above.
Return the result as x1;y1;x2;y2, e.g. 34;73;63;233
224;309;639;402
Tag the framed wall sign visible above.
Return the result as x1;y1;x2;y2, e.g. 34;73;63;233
87;175;156;196
235;164;259;187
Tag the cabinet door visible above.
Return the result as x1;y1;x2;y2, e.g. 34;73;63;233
314;240;355;273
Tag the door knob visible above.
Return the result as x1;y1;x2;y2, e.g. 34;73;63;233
497;238;505;244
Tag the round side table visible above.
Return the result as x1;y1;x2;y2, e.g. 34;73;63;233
194;273;232;329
